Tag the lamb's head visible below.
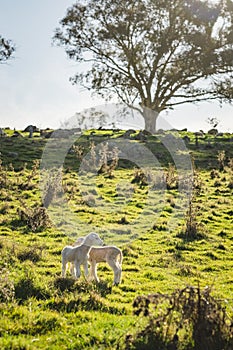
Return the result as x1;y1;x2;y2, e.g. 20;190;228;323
83;232;103;247
74;236;85;246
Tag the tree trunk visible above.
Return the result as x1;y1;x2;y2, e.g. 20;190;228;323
142;106;159;134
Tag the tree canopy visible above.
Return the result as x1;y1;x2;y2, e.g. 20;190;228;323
0;35;15;63
54;0;233;132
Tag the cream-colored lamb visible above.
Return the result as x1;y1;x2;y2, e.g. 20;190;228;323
61;232;103;279
74;237;123;285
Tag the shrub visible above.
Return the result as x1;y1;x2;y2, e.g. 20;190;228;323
0;160;9;189
0;202;10;214
72;144;85;161
97;144;119;178
117;216;130;224
81;142;119;177
228;158;233;171
18;160;39;191
131;168;148;187
165;163;178;190
0;267;15;303
210;169;219;179
228;177;233;190
217;150;226;172
17;205;52;232
42;167;63;208
179;170;205;241
125;285;233;350
214;179;222;187
192;170;203;195
179;198;204;241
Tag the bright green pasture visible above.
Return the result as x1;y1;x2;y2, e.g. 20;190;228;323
0;130;232;349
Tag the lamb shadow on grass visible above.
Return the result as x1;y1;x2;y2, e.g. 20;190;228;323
49;278;125;314
53;277;112;297
15;277;50;303
46;294;125;314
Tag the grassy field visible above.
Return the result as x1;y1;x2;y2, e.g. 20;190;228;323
0;128;232;349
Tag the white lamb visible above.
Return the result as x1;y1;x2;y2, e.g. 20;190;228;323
61;232;103;279
74;237;123;285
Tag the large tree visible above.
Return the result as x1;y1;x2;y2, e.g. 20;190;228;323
54;0;233;133
0;35;15;63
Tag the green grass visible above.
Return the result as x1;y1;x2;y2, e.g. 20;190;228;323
0;129;232;349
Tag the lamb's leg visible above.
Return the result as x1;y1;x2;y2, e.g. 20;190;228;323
74;261;81;279
115;264;122;285
61;258;67;277
70;263;75;277
88;262;95;281
107;259;121;285
83;260;89;279
90;260;99;282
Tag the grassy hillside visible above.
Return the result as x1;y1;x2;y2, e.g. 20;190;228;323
0;128;232;349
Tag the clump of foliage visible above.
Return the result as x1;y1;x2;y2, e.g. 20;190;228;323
210;168;220;179
0;266;15;303
131;168;148;187
226;158;233;189
42;167;63;208
0;35;15;63
228;158;233;172
18;160;40;190
206;116;220;128
80;141;119;178
182;197;204;240
178;171;204;240
165;163;178;190
97;143;119;178
217;150;226;172
17;205;52;232
228;178;233;190
125;285;233;350
0;159;9;189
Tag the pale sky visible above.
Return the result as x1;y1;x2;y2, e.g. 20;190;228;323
0;0;232;132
